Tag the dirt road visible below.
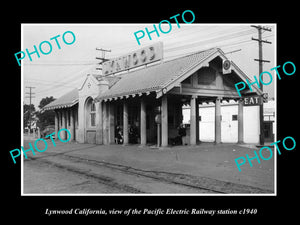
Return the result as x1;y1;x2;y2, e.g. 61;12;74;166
24;154;218;194
22;140;274;194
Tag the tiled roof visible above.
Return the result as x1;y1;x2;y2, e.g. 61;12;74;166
95;48;218;101
43;47;262;110
43;75;122;111
93;74;121;88
43;88;79;110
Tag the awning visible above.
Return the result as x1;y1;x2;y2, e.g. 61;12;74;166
43;88;79;111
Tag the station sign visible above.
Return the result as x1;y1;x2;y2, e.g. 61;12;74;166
243;93;268;106
102;42;163;75
243;95;261;106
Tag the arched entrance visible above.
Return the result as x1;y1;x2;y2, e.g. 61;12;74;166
84;97;96;144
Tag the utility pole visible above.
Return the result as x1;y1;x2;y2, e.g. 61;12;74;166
95;48;111;71
25;86;35;131
251;25;272;146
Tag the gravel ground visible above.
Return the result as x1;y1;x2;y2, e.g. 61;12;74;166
22;139;275;194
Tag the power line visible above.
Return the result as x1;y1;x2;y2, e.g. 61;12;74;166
99;26;255;58
165;28;257;53
22;27;263;67
224;49;242;55
26;26;274;102
169;27;256;46
34;64;96;95
23;62;98;66
164;37;256;61
24;79;78;89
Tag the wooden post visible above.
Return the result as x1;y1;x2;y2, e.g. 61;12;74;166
108;102;115;144
238;99;244;143
215;97;221;144
140;99;147;146
123;101;129;145
96;101;103;145
69;109;74;142
161;95;168;147
190;96;197;146
54;111;59;139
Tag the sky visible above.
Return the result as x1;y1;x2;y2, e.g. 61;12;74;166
22;23;276;109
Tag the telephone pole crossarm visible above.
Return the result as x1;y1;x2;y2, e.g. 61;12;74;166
95;48;111;71
250;25;272;32
251;37;272;44
254;59;271;63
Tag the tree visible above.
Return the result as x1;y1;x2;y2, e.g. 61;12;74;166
23;104;35;130
36;96;56;130
38;96;55;109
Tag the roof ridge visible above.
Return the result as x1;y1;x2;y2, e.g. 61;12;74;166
102;48;219;80
163;47;218;64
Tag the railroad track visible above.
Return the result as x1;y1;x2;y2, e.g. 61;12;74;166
26;152;272;194
60;154;226;194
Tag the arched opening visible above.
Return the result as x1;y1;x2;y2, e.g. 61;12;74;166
84;97;96;144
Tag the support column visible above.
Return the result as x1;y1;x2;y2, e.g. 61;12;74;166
54;111;59;139
123;101;129;145
96;101;103;145
190;96;197;146
37;127;41;138
102;102;108;145
77;97;85;143
215;97;221;144
108;102;115;144
69;109;74;142
238;99;244;143
61;110;67;140
140;98;147;146
161;95;168;147
196;98;200;144
157;123;161;147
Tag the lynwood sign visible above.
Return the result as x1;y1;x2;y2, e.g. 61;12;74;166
102;42;163;75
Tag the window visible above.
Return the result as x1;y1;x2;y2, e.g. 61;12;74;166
90;102;96;127
197;68;216;85
232;115;238;121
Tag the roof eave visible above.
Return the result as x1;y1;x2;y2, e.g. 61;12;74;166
43;100;79;111
95;88;160;102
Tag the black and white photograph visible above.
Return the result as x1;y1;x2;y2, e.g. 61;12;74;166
21;23;276;195
4;5;298;219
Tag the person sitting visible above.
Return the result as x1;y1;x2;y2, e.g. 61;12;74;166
115;125;123;144
129;122;139;144
178;123;187;145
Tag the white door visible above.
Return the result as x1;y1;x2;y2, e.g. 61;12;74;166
243;106;260;143
221;106;238;143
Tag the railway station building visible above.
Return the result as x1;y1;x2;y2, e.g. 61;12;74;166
43;43;263;147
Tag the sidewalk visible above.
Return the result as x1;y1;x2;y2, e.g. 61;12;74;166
23;133;39;141
24;140;275;193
